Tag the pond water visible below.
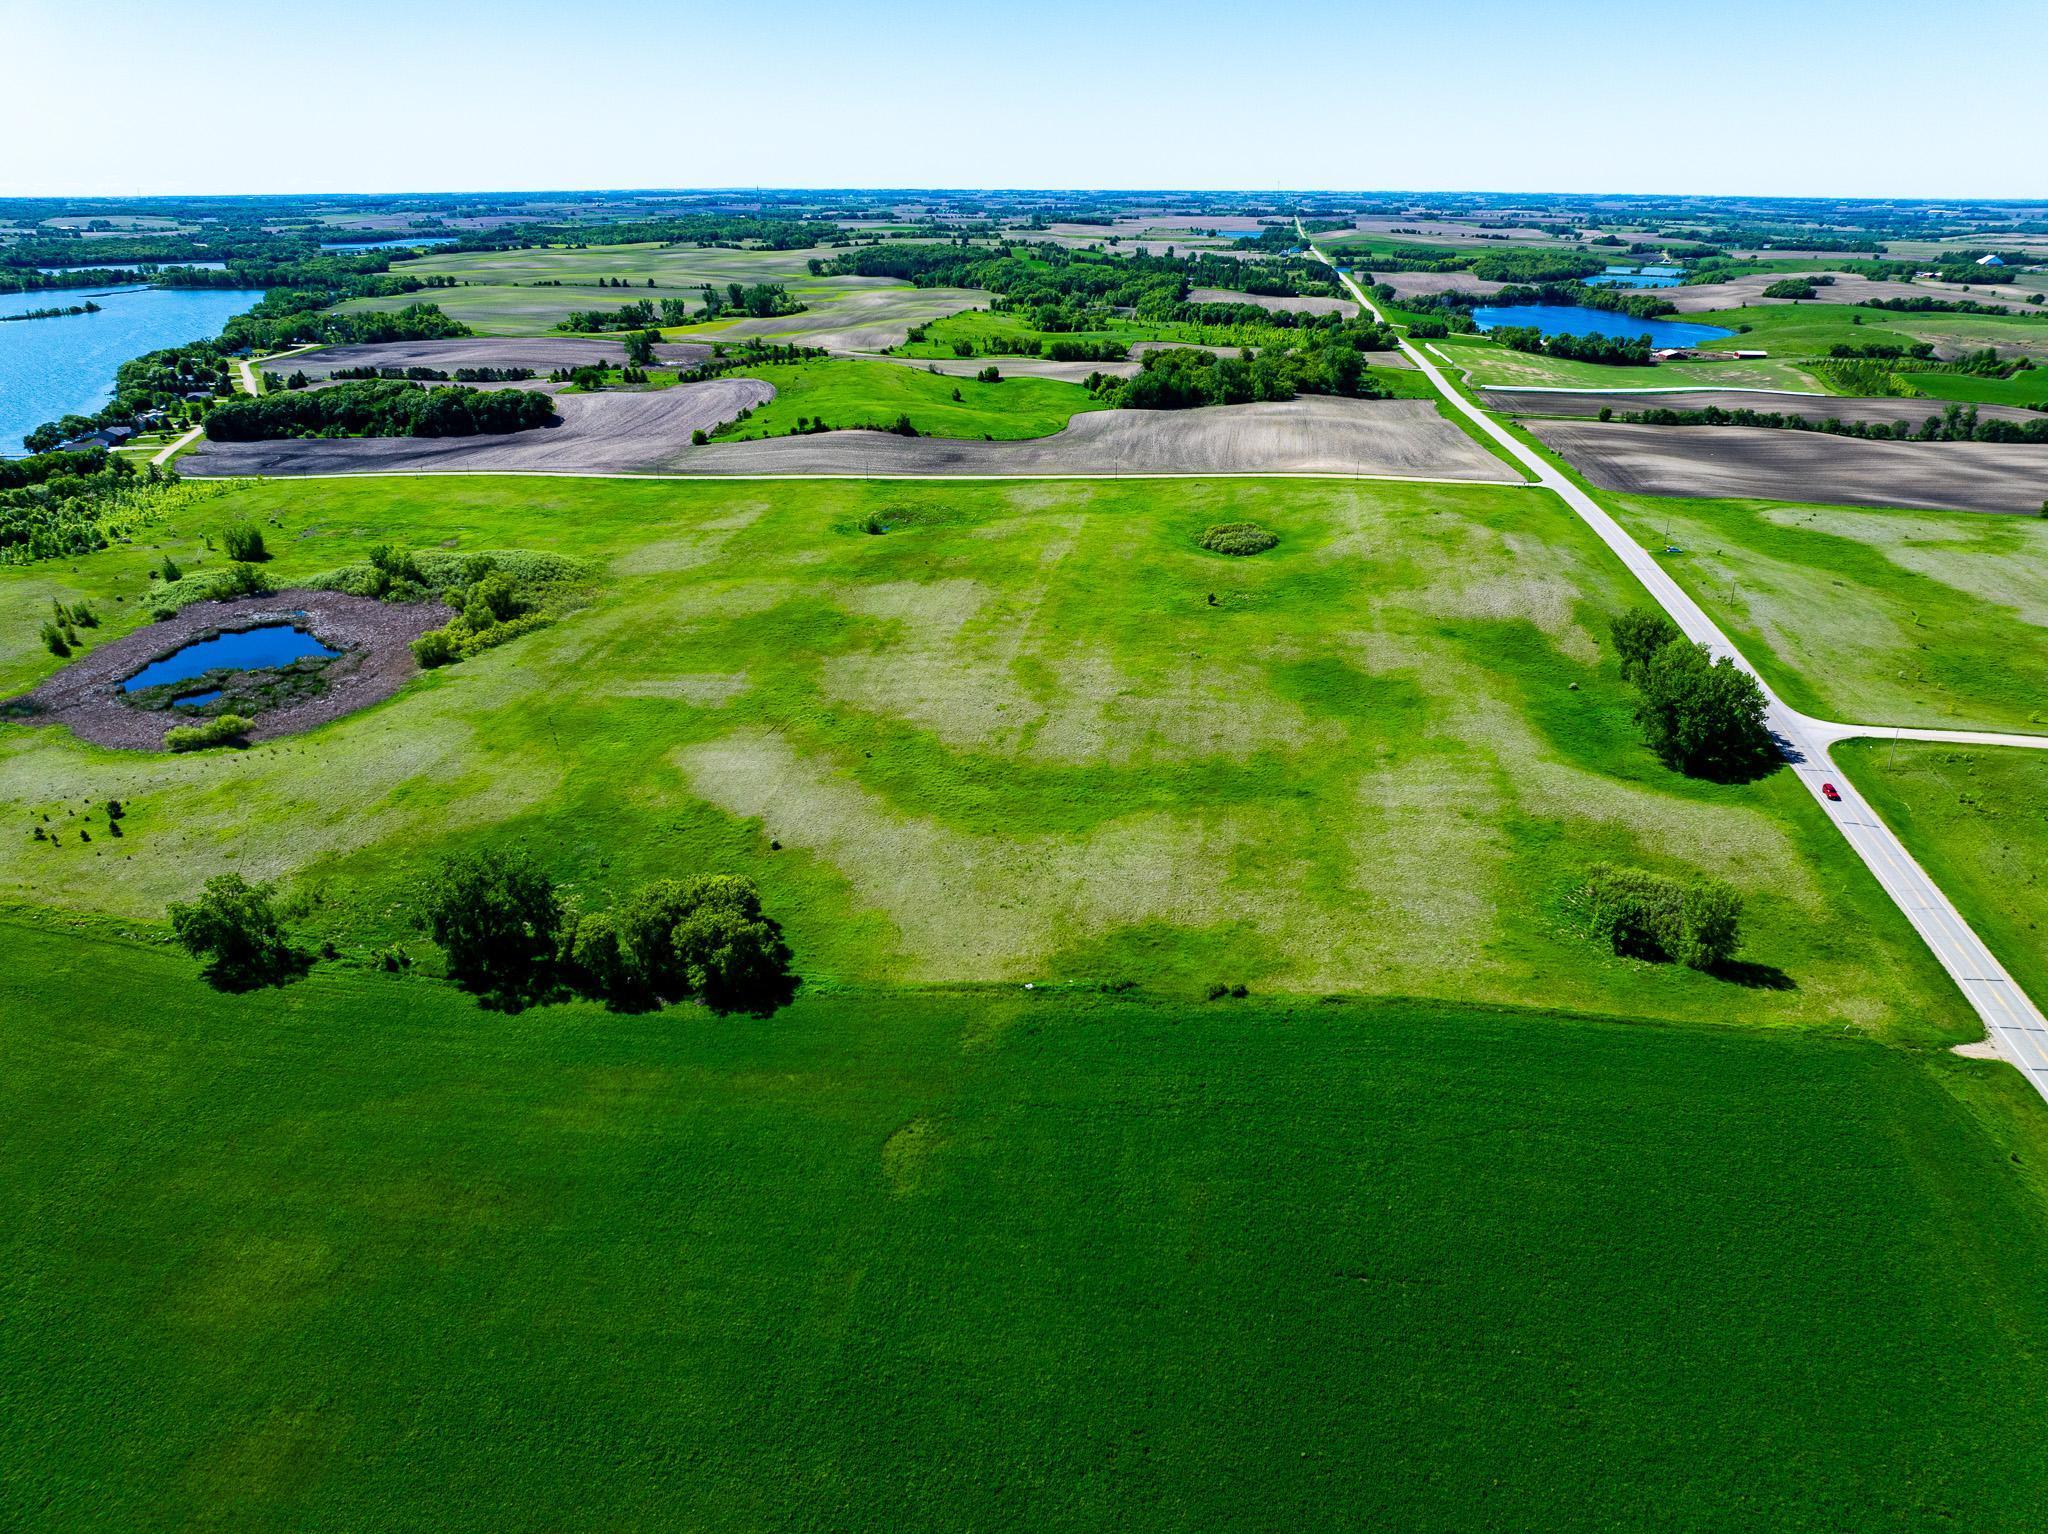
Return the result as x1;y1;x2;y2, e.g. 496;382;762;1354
123;624;339;692
37;261;228;274
0;284;264;453
321;236;459;252
1584;273;1682;288
171;689;222;708
1470;304;1735;348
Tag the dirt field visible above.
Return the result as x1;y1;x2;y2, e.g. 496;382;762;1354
1485;387;2045;427
1532;420;2048;515
1364;270;1510;300
276;338;713;378
182;379;774;477
1188;287;1358;318
1663;271;2048;313
671;398;1515;479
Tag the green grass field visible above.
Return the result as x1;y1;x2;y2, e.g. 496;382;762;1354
711;358;1104;440
1603;494;2048;731
1837;741;2048;1003
7;920;2048;1531
0;475;1964;1038
1900;368;2048;409
1693;302;2048;364
1429;334;1827;393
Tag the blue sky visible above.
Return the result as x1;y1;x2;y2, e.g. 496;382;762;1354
4;0;2041;199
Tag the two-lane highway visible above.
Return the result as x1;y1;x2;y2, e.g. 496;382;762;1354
1311;232;2048;1098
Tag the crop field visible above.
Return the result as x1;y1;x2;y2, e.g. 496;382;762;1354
1837;742;2048;1002
276;337;713;378
1602;493;2048;730
1533;420;2048;516
6;921;2047;1531
1187;286;1359;317
1484;386;2041;427
709;358;1104;441
1665;271;2048;313
0;474;1962;1036
670;283;989;352
181;380;775;476
1428;335;1827;393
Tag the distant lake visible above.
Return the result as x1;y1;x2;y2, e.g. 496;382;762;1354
37;261;228;274
0;285;263;453
321;236;459;252
1585;273;1682;288
1471;304;1735;349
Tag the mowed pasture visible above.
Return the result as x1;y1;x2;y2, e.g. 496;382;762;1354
1602;493;2048;731
1838;742;2048;1002
7;924;2048;1532
1534;419;2048;516
0;475;1965;1039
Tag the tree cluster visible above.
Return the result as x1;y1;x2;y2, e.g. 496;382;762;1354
1611;610;1777;780
1615;401;2048;445
1578;864;1744;970
1491;326;1653;365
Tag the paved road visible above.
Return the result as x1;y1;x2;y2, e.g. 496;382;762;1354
150;425;203;466
1314;233;2048;1097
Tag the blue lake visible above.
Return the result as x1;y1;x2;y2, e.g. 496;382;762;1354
0;285;264;453
123;625;338;692
321;236;459;252
1585;273;1682;288
1470;305;1735;348
171;689;222;708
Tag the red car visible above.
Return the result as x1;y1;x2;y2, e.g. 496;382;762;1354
1821;783;1841;802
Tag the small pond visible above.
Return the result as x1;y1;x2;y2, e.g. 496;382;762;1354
1585;273;1682;288
123;624;339;692
171;689;222;708
1470;305;1736;348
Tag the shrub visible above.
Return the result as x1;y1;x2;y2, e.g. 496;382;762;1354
158;554;183;582
1199;522;1279;556
1609;608;1680;685
1580;864;1744;971
1631;640;1777;780
164;713;252;751
168;874;303;989
411;628;458;668
40;621;69;657
414;847;562;1002
563;909;633;998
220;521;267;562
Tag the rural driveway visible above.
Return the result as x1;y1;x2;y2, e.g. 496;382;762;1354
1312;229;2048;1099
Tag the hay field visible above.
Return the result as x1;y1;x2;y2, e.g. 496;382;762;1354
0;474;1965;1038
1534;420;2048;516
1431;336;1826;393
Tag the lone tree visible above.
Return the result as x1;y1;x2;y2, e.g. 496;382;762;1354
168;874;303;990
415;847;563;1002
1631;638;1777;780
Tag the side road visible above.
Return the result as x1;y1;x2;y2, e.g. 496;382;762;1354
1311;232;2048;1098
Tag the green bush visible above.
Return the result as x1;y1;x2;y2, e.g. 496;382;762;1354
414;847;562;1002
220;521;267;562
167;873;303;989
411;628;458;668
164;713;252;751
563;909;632;998
1199;522;1279;556
40;621;69;657
1580;864;1744;971
146;560;270;619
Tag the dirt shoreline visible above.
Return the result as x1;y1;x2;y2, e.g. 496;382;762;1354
5;590;448;751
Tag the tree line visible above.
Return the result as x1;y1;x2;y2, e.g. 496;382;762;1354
1610;400;2048;444
204;380;557;441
